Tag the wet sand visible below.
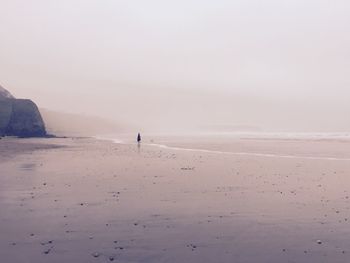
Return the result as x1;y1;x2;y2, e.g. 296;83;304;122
1;136;350;263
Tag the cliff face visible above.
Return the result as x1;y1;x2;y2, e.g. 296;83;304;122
0;86;15;99
0;86;47;137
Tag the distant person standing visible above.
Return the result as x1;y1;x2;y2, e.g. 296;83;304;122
137;133;141;143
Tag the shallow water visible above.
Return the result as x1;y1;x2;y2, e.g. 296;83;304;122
100;133;350;161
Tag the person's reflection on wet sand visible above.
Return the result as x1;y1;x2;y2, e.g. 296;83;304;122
137;141;141;153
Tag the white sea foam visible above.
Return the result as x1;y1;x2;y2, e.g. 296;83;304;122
142;142;350;161
96;133;350;161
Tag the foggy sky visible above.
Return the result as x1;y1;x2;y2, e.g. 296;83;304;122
1;0;350;132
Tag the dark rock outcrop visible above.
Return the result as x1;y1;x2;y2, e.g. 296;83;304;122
0;86;47;137
0;86;15;99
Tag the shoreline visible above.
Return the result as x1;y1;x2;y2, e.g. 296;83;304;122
97;135;350;161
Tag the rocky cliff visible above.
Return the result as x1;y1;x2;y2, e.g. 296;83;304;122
0;86;47;137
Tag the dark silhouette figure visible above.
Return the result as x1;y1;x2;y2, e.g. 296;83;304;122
137;133;141;143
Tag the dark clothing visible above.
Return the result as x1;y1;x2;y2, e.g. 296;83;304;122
137;133;141;143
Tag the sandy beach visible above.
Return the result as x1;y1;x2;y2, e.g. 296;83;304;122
1;136;350;263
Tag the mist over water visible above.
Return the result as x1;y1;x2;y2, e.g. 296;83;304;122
1;0;350;133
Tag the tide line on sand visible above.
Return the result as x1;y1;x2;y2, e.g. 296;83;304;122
96;137;350;162
144;143;350;161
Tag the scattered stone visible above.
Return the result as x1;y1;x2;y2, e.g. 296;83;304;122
43;247;53;255
181;167;195;171
109;256;115;261
317;240;322;244
92;252;100;258
187;244;197;251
